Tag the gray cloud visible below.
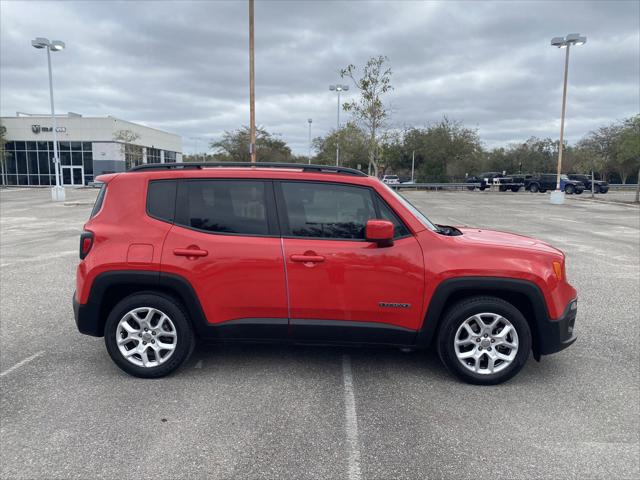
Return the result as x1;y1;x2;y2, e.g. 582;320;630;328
1;0;638;154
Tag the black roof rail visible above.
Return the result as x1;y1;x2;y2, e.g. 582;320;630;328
128;162;367;177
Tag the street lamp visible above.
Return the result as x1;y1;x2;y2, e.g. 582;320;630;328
329;84;349;165
32;37;66;201
549;33;586;205
307;118;313;164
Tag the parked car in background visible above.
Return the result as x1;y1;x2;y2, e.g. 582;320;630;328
382;174;400;185
73;162;578;385
568;174;609;194
467;172;524;192
526;174;585;194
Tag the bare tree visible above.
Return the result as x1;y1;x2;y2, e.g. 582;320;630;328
114;129;143;169
341;55;393;177
0;122;7;185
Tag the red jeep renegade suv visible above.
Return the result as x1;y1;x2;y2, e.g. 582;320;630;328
74;163;577;385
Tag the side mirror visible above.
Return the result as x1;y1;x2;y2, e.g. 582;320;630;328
366;219;394;247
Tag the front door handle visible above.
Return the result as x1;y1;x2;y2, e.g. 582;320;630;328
174;247;208;257
290;254;325;263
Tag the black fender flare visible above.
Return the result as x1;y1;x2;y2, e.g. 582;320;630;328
414;277;551;356
74;270;207;337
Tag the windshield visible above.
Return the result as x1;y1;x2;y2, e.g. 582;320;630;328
381;183;438;231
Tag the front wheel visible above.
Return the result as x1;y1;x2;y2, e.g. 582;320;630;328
511;186;520;192
104;293;195;378
437;296;532;385
529;183;539;193
599;186;609;194
565;184;575;195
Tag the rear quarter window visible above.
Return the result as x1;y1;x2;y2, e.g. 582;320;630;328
89;183;107;218
147;180;177;223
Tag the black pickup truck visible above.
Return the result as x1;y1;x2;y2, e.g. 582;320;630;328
526;174;585;194
568;174;609;194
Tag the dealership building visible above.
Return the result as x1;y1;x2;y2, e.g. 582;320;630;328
1;113;182;186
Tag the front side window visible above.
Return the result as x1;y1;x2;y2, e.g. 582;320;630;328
376;196;411;238
380;183;438;232
179;180;268;235
280;182;376;240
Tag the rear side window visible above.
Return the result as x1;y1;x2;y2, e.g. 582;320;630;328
89;183;107;218
280;182;376;240
147;180;177;223
178;180;269;235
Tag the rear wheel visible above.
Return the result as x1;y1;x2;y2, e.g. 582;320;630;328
479;185;486;191
467;185;476;191
529;183;540;193
104;293;195;378
437;296;532;385
565;184;575;195
599;186;609;194
511;186;520;192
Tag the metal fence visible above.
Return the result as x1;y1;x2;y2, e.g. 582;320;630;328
391;182;637;192
390;183;478;191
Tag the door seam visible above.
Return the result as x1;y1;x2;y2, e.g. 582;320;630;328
280;237;292;333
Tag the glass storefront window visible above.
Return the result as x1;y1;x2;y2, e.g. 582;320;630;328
83;152;93;174
60;151;71;165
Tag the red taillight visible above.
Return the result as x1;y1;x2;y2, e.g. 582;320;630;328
80;231;94;259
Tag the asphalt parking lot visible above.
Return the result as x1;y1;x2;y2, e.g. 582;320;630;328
1;187;639;480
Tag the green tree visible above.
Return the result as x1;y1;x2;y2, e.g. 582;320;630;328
575;124;622;181
341;55;393;177
211;126;292;163
613;115;640;185
312;122;369;169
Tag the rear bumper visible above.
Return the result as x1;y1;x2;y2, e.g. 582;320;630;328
537;298;578;355
73;291;103;337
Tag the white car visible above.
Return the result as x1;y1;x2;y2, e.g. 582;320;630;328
382;175;400;184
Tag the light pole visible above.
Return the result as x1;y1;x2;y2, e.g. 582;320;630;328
411;150;415;183
329;84;348;166
32;37;65;201
249;0;256;163
549;33;586;205
307;118;313;164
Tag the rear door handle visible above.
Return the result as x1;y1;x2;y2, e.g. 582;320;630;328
173;248;208;257
290;254;325;263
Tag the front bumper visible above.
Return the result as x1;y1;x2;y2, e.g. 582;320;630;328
536;299;578;355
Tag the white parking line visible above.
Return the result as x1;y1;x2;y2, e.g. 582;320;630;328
342;354;362;480
0;351;45;378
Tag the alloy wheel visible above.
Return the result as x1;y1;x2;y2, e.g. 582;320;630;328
453;313;519;375
116;307;178;368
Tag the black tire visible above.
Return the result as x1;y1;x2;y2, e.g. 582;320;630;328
499;186;507;192
529;183;539;193
467;185;475;191
436;296;532;385
479;185;486;191
599;186;609;194
565;184;575;195
575;189;583;195
539;188;547;193
511;186;520;192
104;292;196;378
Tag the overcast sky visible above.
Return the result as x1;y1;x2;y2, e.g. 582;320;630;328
1;0;638;154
